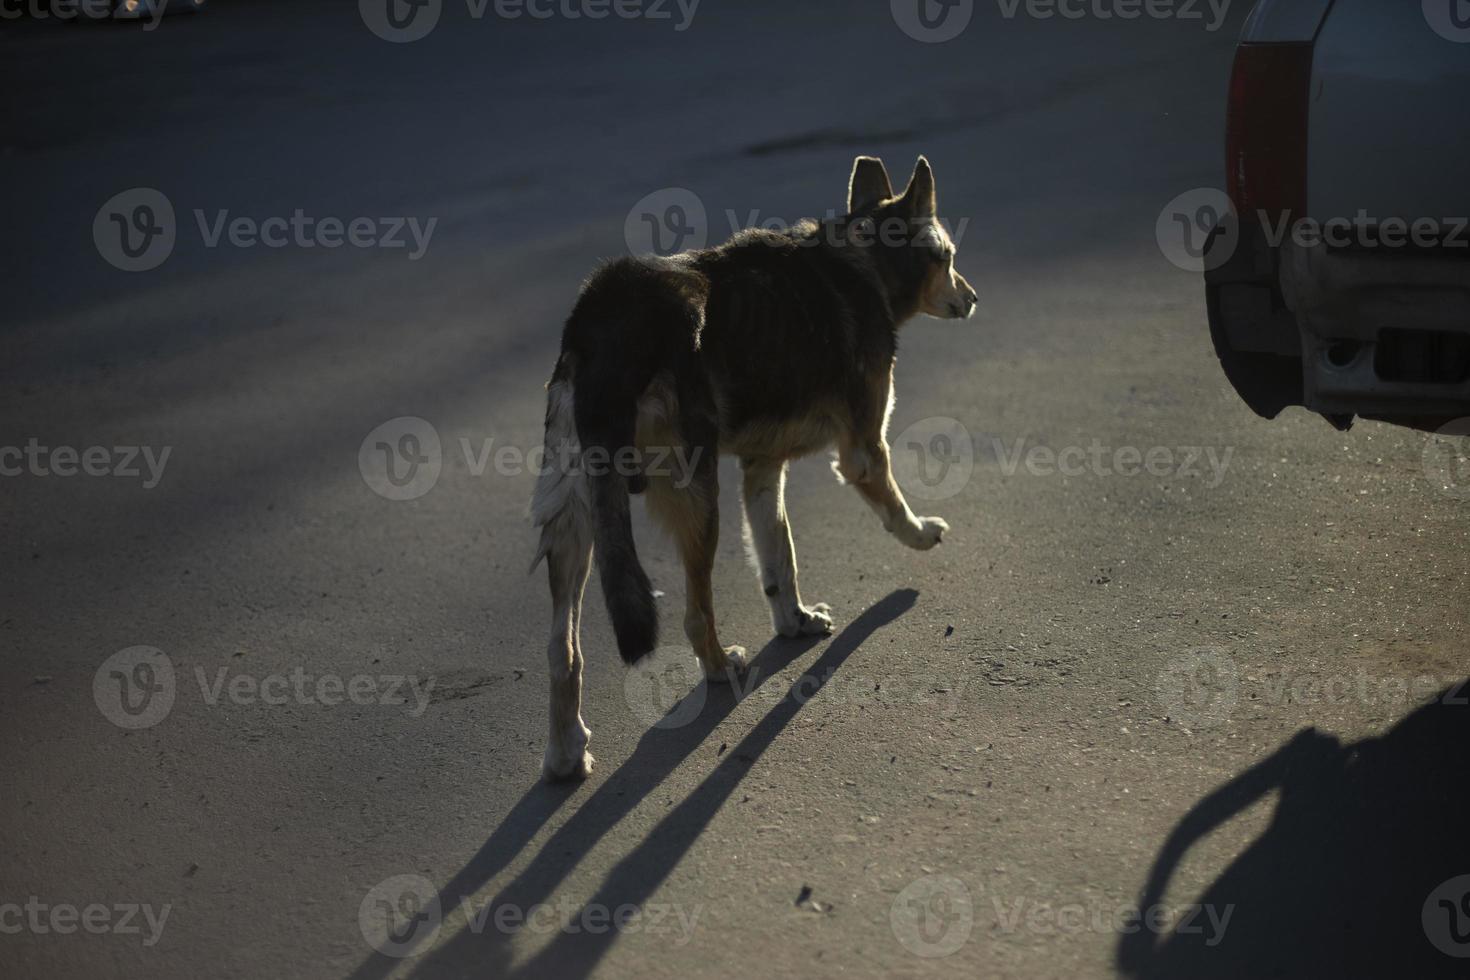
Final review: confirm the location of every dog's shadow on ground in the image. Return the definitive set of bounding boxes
[1116,680,1470,979]
[349,588,917,980]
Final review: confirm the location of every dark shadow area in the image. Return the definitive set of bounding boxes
[349,588,917,980]
[1117,682,1470,979]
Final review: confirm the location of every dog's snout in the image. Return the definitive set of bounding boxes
[957,279,978,318]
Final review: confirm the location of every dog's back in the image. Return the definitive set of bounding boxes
[529,156,975,780]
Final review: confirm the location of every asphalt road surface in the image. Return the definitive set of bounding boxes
[3,2,1469,978]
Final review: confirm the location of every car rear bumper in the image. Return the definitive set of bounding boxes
[1206,222,1470,429]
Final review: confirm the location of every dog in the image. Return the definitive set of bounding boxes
[529,155,976,780]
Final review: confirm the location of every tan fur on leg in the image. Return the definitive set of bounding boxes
[645,473,748,681]
[542,519,594,779]
[741,457,833,637]
[533,381,596,781]
[838,366,949,550]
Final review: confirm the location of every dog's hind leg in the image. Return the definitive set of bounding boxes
[541,517,593,780]
[531,381,595,781]
[740,457,833,637]
[645,465,748,683]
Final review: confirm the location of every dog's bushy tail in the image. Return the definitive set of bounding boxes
[529,362,655,665]
[554,256,710,665]
[587,446,659,665]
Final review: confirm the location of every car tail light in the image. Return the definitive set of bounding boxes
[1225,43,1312,227]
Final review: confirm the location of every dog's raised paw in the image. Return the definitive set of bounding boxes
[899,516,948,551]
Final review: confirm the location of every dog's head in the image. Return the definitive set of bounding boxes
[845,155,977,321]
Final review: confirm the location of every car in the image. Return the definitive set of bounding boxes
[1206,0,1470,432]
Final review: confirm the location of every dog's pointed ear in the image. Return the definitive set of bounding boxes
[899,156,937,218]
[848,156,894,213]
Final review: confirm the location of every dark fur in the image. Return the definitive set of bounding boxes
[554,163,961,663]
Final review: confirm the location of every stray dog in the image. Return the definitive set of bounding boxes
[530,155,976,780]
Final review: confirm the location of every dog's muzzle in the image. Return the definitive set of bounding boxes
[953,286,978,319]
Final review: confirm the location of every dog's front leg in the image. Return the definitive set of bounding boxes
[740,457,834,637]
[837,366,948,549]
[836,438,948,551]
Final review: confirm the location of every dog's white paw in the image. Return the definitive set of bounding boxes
[897,516,948,551]
[704,646,748,682]
[543,745,594,782]
[777,602,834,637]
